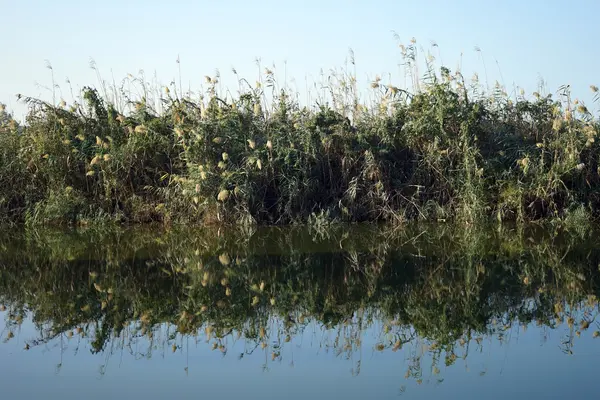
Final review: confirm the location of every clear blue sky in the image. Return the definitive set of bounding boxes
[1,0,599,119]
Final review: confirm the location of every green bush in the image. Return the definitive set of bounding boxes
[0,47,599,226]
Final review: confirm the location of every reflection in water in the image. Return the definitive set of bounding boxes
[1,224,599,397]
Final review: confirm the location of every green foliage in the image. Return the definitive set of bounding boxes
[1,46,599,226]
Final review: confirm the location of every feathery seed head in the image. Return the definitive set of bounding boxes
[553,118,563,131]
[219,253,230,266]
[217,189,230,202]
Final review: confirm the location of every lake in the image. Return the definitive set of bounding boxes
[1,224,599,399]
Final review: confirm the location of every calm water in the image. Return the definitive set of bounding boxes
[1,224,599,399]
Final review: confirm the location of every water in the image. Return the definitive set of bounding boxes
[1,224,599,399]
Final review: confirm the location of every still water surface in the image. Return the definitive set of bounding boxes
[1,224,599,399]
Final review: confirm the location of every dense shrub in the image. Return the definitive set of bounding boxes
[0,53,599,225]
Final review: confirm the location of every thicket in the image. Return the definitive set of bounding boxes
[1,44,599,225]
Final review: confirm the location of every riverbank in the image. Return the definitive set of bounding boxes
[1,58,599,226]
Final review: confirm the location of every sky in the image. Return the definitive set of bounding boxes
[1,0,599,120]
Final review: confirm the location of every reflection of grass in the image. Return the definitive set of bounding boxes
[0,224,600,381]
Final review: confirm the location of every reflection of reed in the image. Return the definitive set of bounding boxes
[1,224,599,382]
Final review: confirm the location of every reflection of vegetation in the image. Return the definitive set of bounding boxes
[1,224,600,381]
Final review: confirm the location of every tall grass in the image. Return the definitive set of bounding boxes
[1,42,599,226]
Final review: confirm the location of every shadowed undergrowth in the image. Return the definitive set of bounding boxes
[1,42,599,226]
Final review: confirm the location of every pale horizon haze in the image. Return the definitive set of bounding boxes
[1,0,599,120]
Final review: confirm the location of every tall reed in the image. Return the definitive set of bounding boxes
[0,42,598,226]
